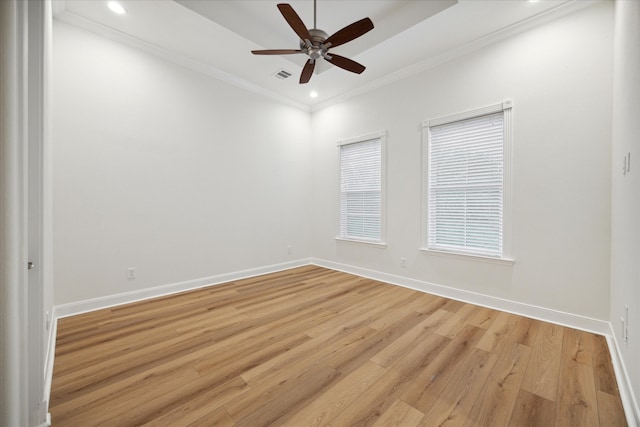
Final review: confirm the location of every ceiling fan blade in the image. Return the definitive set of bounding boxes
[251,49,304,55]
[300,59,315,84]
[324,18,374,49]
[277,3,311,42]
[325,54,366,74]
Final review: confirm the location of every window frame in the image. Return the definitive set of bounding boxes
[421,101,513,263]
[336,130,387,246]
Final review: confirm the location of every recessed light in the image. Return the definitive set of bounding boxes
[527,0,540,3]
[107,1,127,15]
[310,90,318,98]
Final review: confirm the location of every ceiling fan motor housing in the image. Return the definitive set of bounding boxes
[300,29,329,60]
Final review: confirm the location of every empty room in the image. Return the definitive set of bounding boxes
[1,0,639,426]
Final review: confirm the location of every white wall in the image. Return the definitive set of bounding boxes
[52,22,312,305]
[310,3,613,321]
[611,0,640,420]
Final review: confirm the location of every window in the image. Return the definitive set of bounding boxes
[338,131,386,244]
[423,101,512,260]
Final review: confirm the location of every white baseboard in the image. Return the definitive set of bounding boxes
[310,258,610,335]
[43,309,57,415]
[55,257,612,333]
[50,258,636,424]
[607,325,640,427]
[310,258,640,424]
[54,258,313,319]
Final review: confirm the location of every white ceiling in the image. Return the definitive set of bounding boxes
[53,0,592,110]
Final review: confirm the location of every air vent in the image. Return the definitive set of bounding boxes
[274,69,293,80]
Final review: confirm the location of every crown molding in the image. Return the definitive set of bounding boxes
[52,0,601,114]
[311,0,600,112]
[53,5,311,113]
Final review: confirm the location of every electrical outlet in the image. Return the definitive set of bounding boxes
[45,310,50,331]
[401,257,407,268]
[127,267,136,280]
[287,246,292,255]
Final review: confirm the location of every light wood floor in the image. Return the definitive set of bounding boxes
[50,266,627,426]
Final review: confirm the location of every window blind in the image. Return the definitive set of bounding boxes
[339,138,382,242]
[427,111,504,257]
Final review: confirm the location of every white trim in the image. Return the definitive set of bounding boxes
[311,1,598,113]
[607,324,640,426]
[0,0,29,422]
[424,100,512,128]
[34,413,51,427]
[335,237,387,248]
[43,310,56,418]
[336,131,387,245]
[420,248,514,265]
[310,258,610,335]
[53,0,596,114]
[26,1,51,425]
[422,100,513,260]
[54,259,312,318]
[337,130,386,147]
[53,9,310,113]
[502,104,514,259]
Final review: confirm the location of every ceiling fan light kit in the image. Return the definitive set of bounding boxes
[251,1,374,84]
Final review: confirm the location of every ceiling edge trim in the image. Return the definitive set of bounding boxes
[53,10,312,113]
[310,0,601,113]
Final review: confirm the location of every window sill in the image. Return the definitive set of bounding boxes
[335,237,387,248]
[420,248,514,265]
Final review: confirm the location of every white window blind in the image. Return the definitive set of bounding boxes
[427,111,505,257]
[339,138,382,242]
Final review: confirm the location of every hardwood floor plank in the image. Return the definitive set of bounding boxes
[417,348,498,426]
[49,267,626,426]
[186,405,235,427]
[303,286,407,338]
[435,303,481,338]
[367,294,442,331]
[239,324,375,386]
[284,360,388,426]
[465,342,531,426]
[441,299,466,313]
[476,311,519,354]
[138,376,247,427]
[328,332,451,426]
[193,331,311,379]
[467,306,500,329]
[370,309,451,368]
[53,365,201,426]
[52,329,219,406]
[520,322,564,401]
[327,310,433,375]
[371,400,424,427]
[554,357,599,427]
[400,325,486,411]
[224,364,342,426]
[596,390,627,427]
[508,316,540,348]
[509,389,557,426]
[563,328,593,366]
[592,334,620,395]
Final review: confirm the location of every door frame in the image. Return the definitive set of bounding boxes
[0,0,51,426]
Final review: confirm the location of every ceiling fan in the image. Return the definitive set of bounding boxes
[251,1,374,84]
